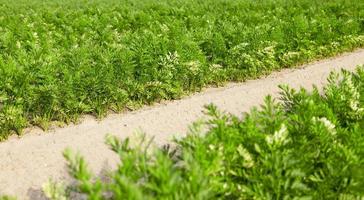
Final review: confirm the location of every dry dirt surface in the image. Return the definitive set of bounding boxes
[1,49,364,199]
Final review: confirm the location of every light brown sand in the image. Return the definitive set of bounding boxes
[1,49,364,199]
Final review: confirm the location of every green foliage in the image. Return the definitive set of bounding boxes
[42,180,68,200]
[0,196,16,200]
[0,0,363,139]
[56,67,364,199]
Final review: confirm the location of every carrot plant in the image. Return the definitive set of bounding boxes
[44,66,364,199]
[1,0,364,139]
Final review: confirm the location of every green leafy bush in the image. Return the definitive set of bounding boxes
[51,67,364,199]
[0,0,364,139]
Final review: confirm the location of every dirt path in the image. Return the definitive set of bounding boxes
[1,49,364,199]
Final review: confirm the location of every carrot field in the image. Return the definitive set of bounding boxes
[1,0,364,199]
[0,0,364,139]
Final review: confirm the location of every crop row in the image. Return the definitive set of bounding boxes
[1,0,364,139]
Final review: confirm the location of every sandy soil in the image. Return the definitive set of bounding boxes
[1,49,364,199]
